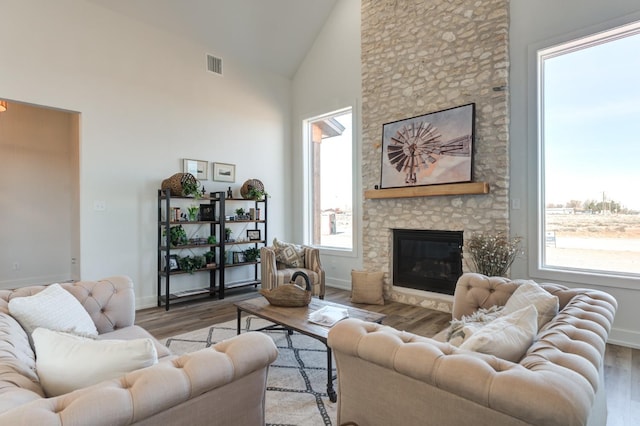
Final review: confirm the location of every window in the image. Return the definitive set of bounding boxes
[304,108,353,250]
[538,21,640,277]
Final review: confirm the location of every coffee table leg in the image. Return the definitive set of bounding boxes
[327,347,337,402]
[236,308,241,335]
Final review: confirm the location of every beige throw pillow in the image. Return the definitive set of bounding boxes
[8,283,98,337]
[273,238,305,268]
[351,270,385,305]
[459,304,538,362]
[33,328,158,397]
[502,280,559,330]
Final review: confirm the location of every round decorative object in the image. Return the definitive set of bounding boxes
[161,173,198,197]
[240,179,265,199]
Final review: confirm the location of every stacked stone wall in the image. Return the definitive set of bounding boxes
[361,0,510,311]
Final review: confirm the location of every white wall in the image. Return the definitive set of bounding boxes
[0,0,290,307]
[291,0,362,289]
[509,0,640,347]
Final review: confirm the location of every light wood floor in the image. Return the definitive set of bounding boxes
[136,287,639,426]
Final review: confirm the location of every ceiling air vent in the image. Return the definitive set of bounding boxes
[206,54,223,76]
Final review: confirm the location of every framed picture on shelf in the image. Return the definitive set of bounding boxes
[247,229,261,241]
[213,162,236,182]
[183,158,208,180]
[199,204,216,221]
[233,252,246,264]
[167,255,179,271]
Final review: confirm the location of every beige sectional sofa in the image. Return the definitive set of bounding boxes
[0,276,278,425]
[328,273,617,426]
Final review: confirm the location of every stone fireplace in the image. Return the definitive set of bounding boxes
[361,0,511,313]
[392,229,463,296]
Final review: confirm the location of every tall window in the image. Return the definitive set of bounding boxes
[538,21,640,277]
[304,108,353,250]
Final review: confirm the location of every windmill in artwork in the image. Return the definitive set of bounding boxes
[382,104,474,187]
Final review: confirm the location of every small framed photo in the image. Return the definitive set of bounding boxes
[233,252,246,264]
[167,255,179,271]
[213,162,236,182]
[183,159,208,180]
[247,229,261,241]
[199,204,216,221]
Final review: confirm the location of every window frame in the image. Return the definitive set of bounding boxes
[302,105,357,255]
[529,19,640,290]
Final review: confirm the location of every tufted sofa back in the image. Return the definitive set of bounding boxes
[0,275,135,334]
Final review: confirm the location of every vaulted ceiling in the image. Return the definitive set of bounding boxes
[86,0,340,78]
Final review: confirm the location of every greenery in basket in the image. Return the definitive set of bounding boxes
[177,255,205,274]
[243,247,261,262]
[465,232,523,277]
[247,187,269,201]
[182,179,201,199]
[164,225,188,247]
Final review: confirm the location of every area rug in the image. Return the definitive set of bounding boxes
[162,316,337,426]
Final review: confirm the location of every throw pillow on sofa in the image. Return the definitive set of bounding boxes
[502,280,559,330]
[8,283,98,337]
[459,304,538,362]
[32,327,158,397]
[273,238,305,268]
[351,270,385,305]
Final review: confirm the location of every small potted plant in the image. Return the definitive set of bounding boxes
[165,225,188,247]
[225,227,233,242]
[187,206,199,221]
[207,235,217,245]
[204,251,216,268]
[243,247,260,262]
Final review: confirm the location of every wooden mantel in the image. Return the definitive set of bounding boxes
[364,182,490,200]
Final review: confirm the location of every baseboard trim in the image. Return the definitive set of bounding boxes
[608,327,640,349]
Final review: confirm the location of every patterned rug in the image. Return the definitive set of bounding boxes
[162,316,337,426]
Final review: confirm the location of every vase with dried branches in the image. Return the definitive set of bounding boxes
[465,232,523,277]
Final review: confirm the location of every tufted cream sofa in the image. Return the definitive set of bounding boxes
[328,273,617,426]
[0,276,278,425]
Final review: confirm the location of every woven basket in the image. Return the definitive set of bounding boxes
[161,173,197,196]
[240,179,264,199]
[259,271,311,307]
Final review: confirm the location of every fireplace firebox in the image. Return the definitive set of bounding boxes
[392,229,463,296]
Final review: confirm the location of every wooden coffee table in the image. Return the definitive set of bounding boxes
[235,297,386,402]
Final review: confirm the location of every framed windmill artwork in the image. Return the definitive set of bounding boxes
[380,103,475,189]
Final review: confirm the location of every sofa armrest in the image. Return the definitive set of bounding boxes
[260,247,278,291]
[0,332,278,425]
[303,247,325,292]
[61,276,135,333]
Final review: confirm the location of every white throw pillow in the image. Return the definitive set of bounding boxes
[502,280,559,330]
[459,305,538,362]
[32,328,158,397]
[8,283,98,336]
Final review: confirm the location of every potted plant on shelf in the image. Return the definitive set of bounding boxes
[204,251,216,268]
[177,255,205,274]
[207,235,217,245]
[187,206,199,221]
[243,247,260,262]
[225,227,233,242]
[165,225,188,247]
